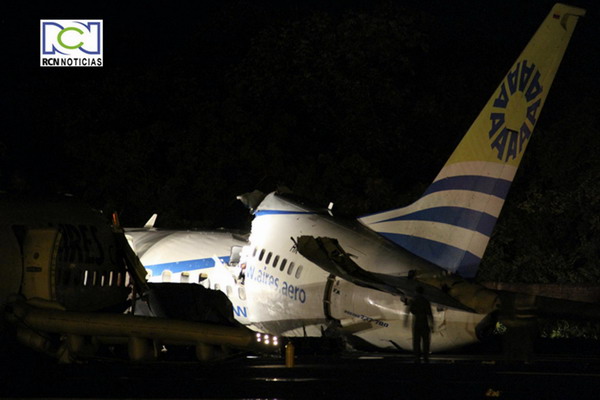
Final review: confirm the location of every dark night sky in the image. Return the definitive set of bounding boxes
[1,0,599,233]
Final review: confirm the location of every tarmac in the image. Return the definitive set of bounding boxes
[3,338,600,399]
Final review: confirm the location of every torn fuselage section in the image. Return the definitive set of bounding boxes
[297,235,502,318]
[296,235,495,351]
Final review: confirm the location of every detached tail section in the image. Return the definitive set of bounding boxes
[360,4,585,278]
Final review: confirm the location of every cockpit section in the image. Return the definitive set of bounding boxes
[1,196,132,314]
[1,196,275,362]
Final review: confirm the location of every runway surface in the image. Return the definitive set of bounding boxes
[3,338,600,399]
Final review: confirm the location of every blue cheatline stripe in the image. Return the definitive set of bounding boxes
[423,175,512,199]
[145,256,230,275]
[376,207,497,237]
[378,232,481,278]
[254,210,316,217]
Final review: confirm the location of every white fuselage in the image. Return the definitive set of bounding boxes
[126,195,487,351]
[212,193,487,352]
[125,229,247,284]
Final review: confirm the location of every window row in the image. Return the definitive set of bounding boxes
[148,269,201,284]
[251,247,304,279]
[204,280,247,301]
[57,267,130,288]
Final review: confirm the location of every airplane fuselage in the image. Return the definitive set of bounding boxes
[224,193,487,351]
[125,3,586,354]
[0,195,131,315]
[126,229,247,284]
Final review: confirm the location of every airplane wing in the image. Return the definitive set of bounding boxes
[297,236,600,324]
[296,235,474,312]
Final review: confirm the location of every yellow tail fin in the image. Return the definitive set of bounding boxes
[360,4,585,277]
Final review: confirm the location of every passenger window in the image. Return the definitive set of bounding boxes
[266,252,272,264]
[238,286,246,300]
[287,262,295,275]
[109,271,114,286]
[259,249,265,261]
[162,270,172,283]
[280,259,287,272]
[273,255,280,268]
[83,270,89,286]
[181,272,190,283]
[214,283,220,291]
[226,285,232,297]
[295,265,303,279]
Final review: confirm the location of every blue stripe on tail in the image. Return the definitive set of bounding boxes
[378,233,481,277]
[423,176,512,199]
[375,207,498,237]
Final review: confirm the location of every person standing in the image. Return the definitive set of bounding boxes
[409,286,434,363]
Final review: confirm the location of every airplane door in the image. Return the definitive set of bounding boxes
[322,274,337,321]
[21,228,62,302]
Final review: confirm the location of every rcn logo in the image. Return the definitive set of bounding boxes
[40,20,103,67]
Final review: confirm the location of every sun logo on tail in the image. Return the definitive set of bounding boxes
[488,60,543,162]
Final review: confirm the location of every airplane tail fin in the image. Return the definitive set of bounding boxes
[359,4,585,278]
[143,214,158,229]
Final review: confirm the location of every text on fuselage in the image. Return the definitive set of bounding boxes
[245,265,307,303]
